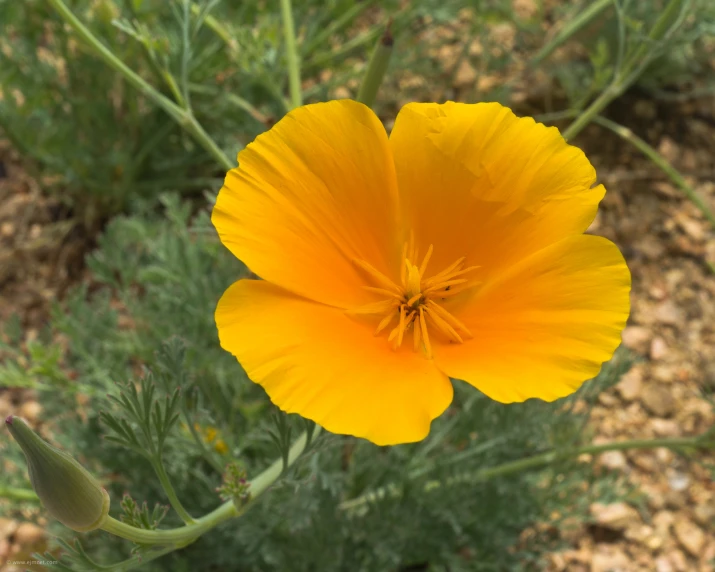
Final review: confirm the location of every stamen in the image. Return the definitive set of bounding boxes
[364,286,404,300]
[375,310,397,335]
[406,293,422,307]
[419,244,434,278]
[424,306,463,343]
[353,242,478,359]
[353,259,401,294]
[419,306,432,358]
[426,300,473,338]
[422,278,469,295]
[413,314,422,352]
[348,299,398,316]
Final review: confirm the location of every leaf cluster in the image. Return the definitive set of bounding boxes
[1,197,639,571]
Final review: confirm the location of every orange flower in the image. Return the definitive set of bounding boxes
[212,100,631,446]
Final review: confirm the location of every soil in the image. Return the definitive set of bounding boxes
[1,24,715,572]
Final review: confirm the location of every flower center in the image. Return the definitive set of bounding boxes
[351,238,478,359]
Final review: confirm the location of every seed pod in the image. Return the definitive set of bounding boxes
[5,416,110,532]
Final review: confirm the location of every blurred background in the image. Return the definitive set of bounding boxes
[0,0,714,570]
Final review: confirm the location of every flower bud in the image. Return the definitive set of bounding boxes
[5,415,110,532]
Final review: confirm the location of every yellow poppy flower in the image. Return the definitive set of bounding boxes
[212,100,631,446]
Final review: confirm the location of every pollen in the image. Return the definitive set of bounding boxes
[352,236,478,358]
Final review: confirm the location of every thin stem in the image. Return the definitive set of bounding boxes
[356,24,394,108]
[561,85,620,140]
[100,428,318,545]
[302,0,376,56]
[0,486,39,502]
[47,0,234,171]
[562,0,691,141]
[591,116,715,228]
[532,0,612,65]
[339,435,710,512]
[150,457,196,525]
[280,0,302,109]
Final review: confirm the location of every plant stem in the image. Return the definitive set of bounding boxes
[356,24,394,108]
[562,0,691,141]
[591,116,715,228]
[150,457,196,525]
[532,0,612,65]
[302,0,376,56]
[0,486,39,502]
[339,435,709,512]
[46,0,234,171]
[280,0,302,109]
[100,428,317,545]
[562,85,620,140]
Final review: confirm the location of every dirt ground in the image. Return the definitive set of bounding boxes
[1,42,715,572]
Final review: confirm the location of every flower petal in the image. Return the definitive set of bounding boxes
[216,280,453,445]
[433,235,631,403]
[213,100,401,309]
[389,101,605,283]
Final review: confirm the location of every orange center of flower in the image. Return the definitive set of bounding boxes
[352,240,478,359]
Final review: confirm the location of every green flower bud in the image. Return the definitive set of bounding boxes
[5,415,110,532]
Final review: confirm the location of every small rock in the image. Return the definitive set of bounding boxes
[332,86,351,99]
[616,367,643,401]
[673,518,705,557]
[658,137,679,162]
[663,490,686,509]
[692,503,715,527]
[599,450,627,471]
[621,326,651,352]
[654,301,682,325]
[650,337,669,360]
[651,418,679,436]
[655,556,674,572]
[453,60,476,87]
[590,502,641,531]
[668,549,688,572]
[18,401,42,423]
[591,549,629,572]
[13,521,45,545]
[0,518,18,539]
[641,384,675,417]
[667,471,690,492]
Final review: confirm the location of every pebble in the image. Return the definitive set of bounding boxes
[654,300,682,325]
[621,326,651,352]
[13,521,44,544]
[599,450,628,471]
[0,518,18,539]
[590,502,641,531]
[18,400,42,423]
[641,384,676,417]
[616,368,643,401]
[692,503,715,527]
[673,518,705,557]
[650,337,670,360]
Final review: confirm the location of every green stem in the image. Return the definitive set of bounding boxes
[540,109,715,229]
[100,428,317,545]
[339,435,709,512]
[591,116,715,228]
[0,486,39,502]
[46,0,234,171]
[532,0,612,65]
[280,0,302,109]
[561,84,620,140]
[150,457,196,525]
[356,24,394,109]
[562,0,690,141]
[302,0,377,56]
